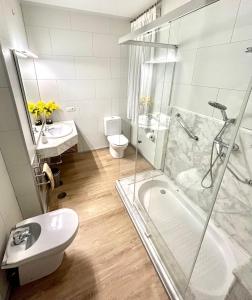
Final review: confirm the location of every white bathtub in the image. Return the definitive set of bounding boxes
[133,174,249,300]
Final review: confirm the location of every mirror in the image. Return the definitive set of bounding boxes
[12,49,41,144]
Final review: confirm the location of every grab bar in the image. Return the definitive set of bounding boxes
[175,113,199,141]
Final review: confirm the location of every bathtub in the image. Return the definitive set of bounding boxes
[118,172,249,300]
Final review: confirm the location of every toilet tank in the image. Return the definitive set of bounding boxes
[104,116,121,136]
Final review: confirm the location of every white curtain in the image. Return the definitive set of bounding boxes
[127,6,157,122]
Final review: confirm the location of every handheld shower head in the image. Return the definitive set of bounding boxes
[208,101,228,121]
[208,101,227,111]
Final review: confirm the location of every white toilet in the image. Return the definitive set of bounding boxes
[104,116,128,158]
[2,208,78,285]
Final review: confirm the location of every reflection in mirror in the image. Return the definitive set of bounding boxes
[12,49,41,144]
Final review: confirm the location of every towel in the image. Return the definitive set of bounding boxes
[43,163,55,190]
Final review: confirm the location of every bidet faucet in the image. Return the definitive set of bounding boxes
[13,228,31,245]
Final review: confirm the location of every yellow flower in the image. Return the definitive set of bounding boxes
[28,102,41,117]
[44,101,60,117]
[28,100,60,118]
[140,96,152,106]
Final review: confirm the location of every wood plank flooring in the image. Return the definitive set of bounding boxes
[11,147,169,300]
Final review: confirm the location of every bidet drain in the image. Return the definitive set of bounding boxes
[160,189,166,195]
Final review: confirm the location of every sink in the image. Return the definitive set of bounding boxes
[45,123,73,138]
[36,120,78,159]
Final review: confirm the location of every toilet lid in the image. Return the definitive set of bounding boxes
[108,134,128,146]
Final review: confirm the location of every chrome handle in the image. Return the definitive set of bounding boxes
[13,229,31,245]
[175,113,199,141]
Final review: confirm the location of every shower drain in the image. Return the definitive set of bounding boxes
[160,189,166,195]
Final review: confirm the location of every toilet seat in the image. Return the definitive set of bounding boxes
[2,208,79,268]
[107,134,128,146]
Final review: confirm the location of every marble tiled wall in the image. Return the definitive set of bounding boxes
[164,107,252,255]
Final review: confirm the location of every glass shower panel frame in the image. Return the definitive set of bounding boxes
[131,12,252,300]
[117,1,252,299]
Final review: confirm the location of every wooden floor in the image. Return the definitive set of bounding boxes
[11,147,169,300]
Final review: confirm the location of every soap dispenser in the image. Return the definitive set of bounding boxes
[41,132,48,144]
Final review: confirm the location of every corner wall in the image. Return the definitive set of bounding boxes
[21,3,130,151]
[0,0,42,219]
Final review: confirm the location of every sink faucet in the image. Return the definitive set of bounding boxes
[13,228,31,245]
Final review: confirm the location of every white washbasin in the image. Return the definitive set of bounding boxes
[45,123,73,138]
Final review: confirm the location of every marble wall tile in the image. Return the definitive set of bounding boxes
[164,107,252,255]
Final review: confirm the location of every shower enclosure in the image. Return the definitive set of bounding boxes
[116,0,252,299]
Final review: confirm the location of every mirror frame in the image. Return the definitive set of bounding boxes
[12,49,38,145]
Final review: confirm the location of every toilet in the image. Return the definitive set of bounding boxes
[104,116,128,158]
[2,208,78,285]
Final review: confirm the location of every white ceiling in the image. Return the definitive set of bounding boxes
[22,0,157,18]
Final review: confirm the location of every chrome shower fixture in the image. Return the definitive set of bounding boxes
[208,101,229,121]
[201,101,251,188]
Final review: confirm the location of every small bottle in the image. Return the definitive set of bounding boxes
[41,132,48,144]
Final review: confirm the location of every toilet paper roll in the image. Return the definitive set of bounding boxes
[43,163,55,190]
[146,132,155,141]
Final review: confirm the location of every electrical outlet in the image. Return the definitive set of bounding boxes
[65,106,76,112]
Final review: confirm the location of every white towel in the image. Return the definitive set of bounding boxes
[43,163,55,190]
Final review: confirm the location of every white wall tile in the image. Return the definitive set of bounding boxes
[38,80,59,101]
[95,79,111,99]
[110,58,120,78]
[120,45,129,58]
[232,0,252,42]
[23,80,40,101]
[0,152,22,231]
[0,130,28,167]
[2,0,28,49]
[76,100,110,150]
[93,34,120,58]
[108,18,130,36]
[22,3,71,29]
[0,88,19,131]
[75,57,110,79]
[0,57,8,87]
[26,26,52,55]
[192,41,252,90]
[111,98,128,119]
[120,58,129,78]
[171,84,218,116]
[119,78,128,99]
[162,0,189,15]
[70,11,109,34]
[216,89,252,130]
[174,48,197,84]
[179,0,240,49]
[35,56,75,80]
[58,79,95,101]
[53,101,80,122]
[169,19,181,45]
[111,78,123,99]
[50,29,93,56]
